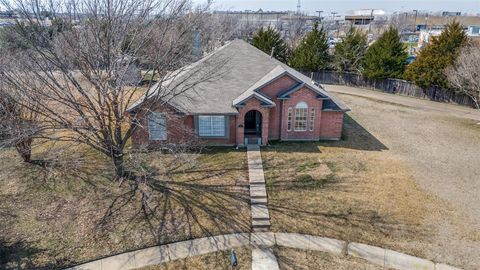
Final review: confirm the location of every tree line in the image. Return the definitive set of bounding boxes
[251,21,480,109]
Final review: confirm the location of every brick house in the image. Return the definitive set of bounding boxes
[127,40,350,146]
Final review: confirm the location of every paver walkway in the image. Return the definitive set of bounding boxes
[246,145,280,270]
[247,144,271,231]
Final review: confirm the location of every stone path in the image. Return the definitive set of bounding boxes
[246,144,271,232]
[246,145,280,270]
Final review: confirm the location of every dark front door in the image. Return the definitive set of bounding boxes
[244,110,262,144]
[244,110,257,133]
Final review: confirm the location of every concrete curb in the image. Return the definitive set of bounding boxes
[66,233,250,270]
[275,233,346,255]
[347,241,458,270]
[64,233,464,270]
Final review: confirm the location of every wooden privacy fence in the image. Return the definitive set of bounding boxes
[305,71,476,108]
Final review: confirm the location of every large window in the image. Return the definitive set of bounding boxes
[148,112,167,141]
[294,102,308,131]
[198,115,225,137]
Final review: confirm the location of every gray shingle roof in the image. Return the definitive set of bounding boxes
[128,39,349,114]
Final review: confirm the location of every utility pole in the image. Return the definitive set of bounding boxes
[316,10,323,22]
[368,9,374,34]
[296,0,301,15]
[331,12,339,38]
[331,11,338,23]
[413,9,418,33]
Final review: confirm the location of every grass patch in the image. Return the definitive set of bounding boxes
[137,246,251,270]
[275,247,384,270]
[262,139,450,261]
[0,146,249,270]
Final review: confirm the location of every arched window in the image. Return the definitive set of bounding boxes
[294,102,308,131]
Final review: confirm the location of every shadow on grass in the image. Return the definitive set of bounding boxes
[1,147,251,270]
[264,170,429,248]
[0,238,47,270]
[267,114,388,153]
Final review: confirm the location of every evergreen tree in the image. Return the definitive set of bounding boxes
[334,27,368,73]
[405,21,468,89]
[251,26,289,62]
[289,22,330,71]
[362,27,408,80]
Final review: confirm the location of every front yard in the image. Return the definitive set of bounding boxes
[263,110,480,269]
[0,147,249,269]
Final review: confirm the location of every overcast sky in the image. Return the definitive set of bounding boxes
[206,0,480,14]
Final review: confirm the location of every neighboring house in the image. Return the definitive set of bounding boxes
[127,39,349,146]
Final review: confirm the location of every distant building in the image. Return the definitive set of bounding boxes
[441,11,462,17]
[468,25,480,36]
[213,10,290,28]
[344,15,374,25]
[343,9,389,26]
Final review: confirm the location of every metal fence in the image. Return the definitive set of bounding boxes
[305,71,476,108]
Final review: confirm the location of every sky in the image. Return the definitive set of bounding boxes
[205,0,480,15]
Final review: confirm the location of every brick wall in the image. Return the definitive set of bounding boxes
[319,112,344,139]
[236,98,270,145]
[280,87,324,141]
[131,102,237,146]
[259,75,297,140]
[131,103,196,147]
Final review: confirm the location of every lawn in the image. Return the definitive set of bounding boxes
[137,246,251,270]
[275,247,385,270]
[0,146,249,269]
[262,113,479,269]
[137,246,385,270]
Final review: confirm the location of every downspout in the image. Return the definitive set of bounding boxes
[234,114,238,146]
[279,99,283,140]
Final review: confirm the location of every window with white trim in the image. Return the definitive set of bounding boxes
[287,107,293,131]
[148,112,167,141]
[294,102,308,131]
[198,115,225,137]
[309,107,316,131]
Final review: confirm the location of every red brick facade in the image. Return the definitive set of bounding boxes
[131,74,345,146]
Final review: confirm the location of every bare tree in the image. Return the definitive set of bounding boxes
[0,79,42,162]
[445,44,480,109]
[0,0,225,178]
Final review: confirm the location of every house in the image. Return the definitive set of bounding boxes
[127,39,349,146]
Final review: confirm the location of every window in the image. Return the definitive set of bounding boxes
[148,112,167,141]
[198,115,225,137]
[287,107,293,131]
[294,102,308,131]
[309,108,316,131]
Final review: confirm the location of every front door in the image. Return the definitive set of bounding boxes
[244,110,262,145]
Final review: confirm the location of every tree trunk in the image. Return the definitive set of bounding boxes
[15,138,32,163]
[112,148,125,179]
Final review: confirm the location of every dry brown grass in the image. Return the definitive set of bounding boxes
[262,114,477,269]
[275,247,386,270]
[137,246,251,270]
[0,146,249,270]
